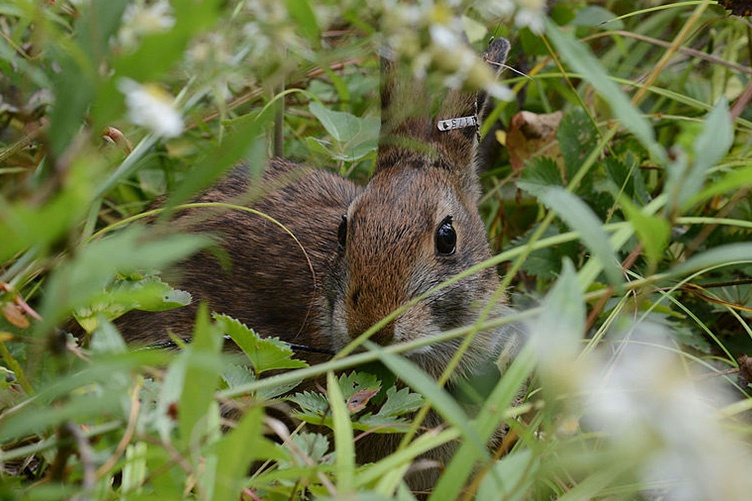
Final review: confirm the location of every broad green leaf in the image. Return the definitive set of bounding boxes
[571,5,624,30]
[531,259,585,364]
[39,228,208,332]
[75,275,192,332]
[210,406,265,501]
[619,197,670,267]
[328,371,355,494]
[534,186,623,286]
[666,98,733,212]
[690,165,752,207]
[178,304,224,448]
[309,102,379,147]
[545,20,666,165]
[477,449,538,501]
[214,314,307,374]
[284,0,319,43]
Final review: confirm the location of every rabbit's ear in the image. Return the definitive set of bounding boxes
[375,37,510,179]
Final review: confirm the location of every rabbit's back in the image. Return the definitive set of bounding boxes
[117,159,360,362]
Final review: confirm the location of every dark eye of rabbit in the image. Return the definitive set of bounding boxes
[337,215,348,248]
[435,216,456,255]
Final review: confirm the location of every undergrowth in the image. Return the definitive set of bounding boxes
[2,0,752,499]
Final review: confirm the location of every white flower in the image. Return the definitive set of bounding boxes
[118,0,176,50]
[514,0,546,34]
[118,78,183,138]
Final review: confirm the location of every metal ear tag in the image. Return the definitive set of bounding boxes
[437,115,478,131]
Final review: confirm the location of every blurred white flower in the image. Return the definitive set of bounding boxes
[118,0,176,50]
[118,78,183,138]
[584,323,752,500]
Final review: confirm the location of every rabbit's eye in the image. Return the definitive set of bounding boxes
[435,216,456,255]
[337,215,348,248]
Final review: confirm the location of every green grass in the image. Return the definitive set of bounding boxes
[2,0,752,499]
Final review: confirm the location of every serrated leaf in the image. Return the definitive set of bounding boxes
[75,275,192,332]
[517,156,564,197]
[221,364,255,389]
[214,314,307,374]
[367,343,490,461]
[557,110,598,187]
[288,390,331,418]
[538,187,623,286]
[374,386,424,418]
[337,371,381,401]
[278,433,330,468]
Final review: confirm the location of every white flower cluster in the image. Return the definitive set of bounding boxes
[117,0,176,51]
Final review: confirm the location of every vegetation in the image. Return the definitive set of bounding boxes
[2,0,752,498]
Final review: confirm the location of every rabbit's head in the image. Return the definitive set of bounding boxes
[325,38,516,380]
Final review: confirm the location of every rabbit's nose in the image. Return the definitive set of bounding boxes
[347,319,395,346]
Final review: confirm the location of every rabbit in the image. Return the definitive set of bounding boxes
[115,36,520,491]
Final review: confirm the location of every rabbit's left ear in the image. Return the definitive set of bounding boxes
[375,37,511,177]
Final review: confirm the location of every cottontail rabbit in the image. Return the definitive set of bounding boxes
[117,37,518,490]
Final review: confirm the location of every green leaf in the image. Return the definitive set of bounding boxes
[75,275,192,332]
[178,304,224,448]
[121,442,148,495]
[210,406,265,501]
[40,227,209,330]
[366,343,490,461]
[517,156,564,197]
[531,259,585,364]
[666,97,733,212]
[557,110,598,188]
[284,0,320,43]
[375,386,424,418]
[545,20,666,165]
[288,390,331,419]
[619,197,670,267]
[690,165,752,207]
[535,186,623,286]
[571,5,624,30]
[477,449,538,501]
[309,102,379,156]
[214,314,307,374]
[671,243,752,278]
[337,371,381,401]
[328,371,356,494]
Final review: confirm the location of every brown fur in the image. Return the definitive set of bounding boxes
[116,38,519,491]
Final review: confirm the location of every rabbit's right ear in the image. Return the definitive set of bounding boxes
[375,37,510,184]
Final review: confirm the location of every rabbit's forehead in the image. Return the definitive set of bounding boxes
[349,169,463,231]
